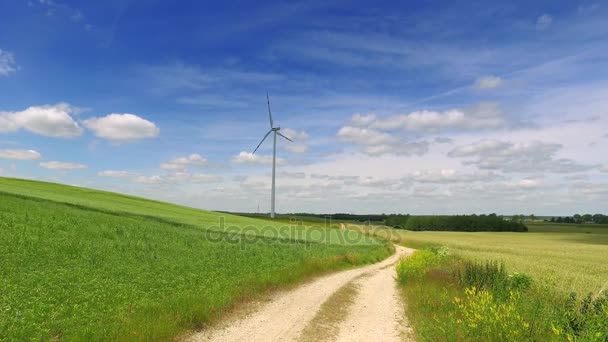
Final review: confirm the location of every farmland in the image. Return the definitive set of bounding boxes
[347,222,608,341]
[0,177,390,341]
[353,222,608,294]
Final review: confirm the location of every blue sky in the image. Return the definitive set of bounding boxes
[1,0,607,215]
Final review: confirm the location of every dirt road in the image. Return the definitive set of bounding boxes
[186,246,414,342]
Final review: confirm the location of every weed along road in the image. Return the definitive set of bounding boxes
[187,246,415,342]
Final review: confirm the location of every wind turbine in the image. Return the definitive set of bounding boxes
[252,93,293,218]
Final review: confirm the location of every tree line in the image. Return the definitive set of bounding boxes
[385,214,528,232]
[549,214,608,224]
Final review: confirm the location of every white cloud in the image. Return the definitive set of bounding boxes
[0,149,41,160]
[350,113,377,126]
[337,126,429,156]
[337,126,396,145]
[232,151,283,165]
[83,113,159,142]
[188,173,222,183]
[279,171,306,179]
[536,14,553,29]
[0,103,83,137]
[361,141,430,156]
[281,128,308,141]
[40,161,87,170]
[0,49,17,76]
[281,128,310,154]
[285,144,309,154]
[448,139,594,173]
[98,170,135,178]
[98,169,220,184]
[132,175,164,184]
[365,103,506,131]
[473,75,503,90]
[160,153,207,172]
[407,169,504,183]
[600,165,608,173]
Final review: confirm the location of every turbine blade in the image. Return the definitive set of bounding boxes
[276,131,293,142]
[253,130,272,154]
[266,92,274,128]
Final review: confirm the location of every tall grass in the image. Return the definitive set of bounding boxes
[396,248,608,341]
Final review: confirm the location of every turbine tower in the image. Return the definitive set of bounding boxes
[252,93,293,218]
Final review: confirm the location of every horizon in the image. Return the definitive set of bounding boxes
[1,1,607,215]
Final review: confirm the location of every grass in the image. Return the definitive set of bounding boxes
[0,177,376,245]
[396,249,608,342]
[352,223,608,294]
[0,177,391,341]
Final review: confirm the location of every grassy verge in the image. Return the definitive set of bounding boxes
[0,179,391,341]
[396,248,608,341]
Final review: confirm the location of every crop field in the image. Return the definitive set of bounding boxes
[0,177,373,245]
[352,222,608,294]
[0,177,390,341]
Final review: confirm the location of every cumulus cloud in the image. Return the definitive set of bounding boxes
[343,103,506,137]
[337,126,429,156]
[375,103,505,131]
[0,149,41,160]
[473,75,503,90]
[40,161,87,170]
[337,126,396,145]
[536,14,553,29]
[448,139,594,173]
[0,103,83,137]
[160,153,207,172]
[0,49,17,76]
[83,113,159,142]
[232,151,284,165]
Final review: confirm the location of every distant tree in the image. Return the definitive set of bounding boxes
[573,214,582,224]
[529,214,536,221]
[582,214,593,222]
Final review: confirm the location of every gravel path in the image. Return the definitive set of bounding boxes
[186,246,414,342]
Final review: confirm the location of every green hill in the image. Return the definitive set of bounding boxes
[0,177,390,341]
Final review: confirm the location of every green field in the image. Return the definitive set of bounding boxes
[353,222,608,294]
[0,177,390,341]
[383,223,608,341]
